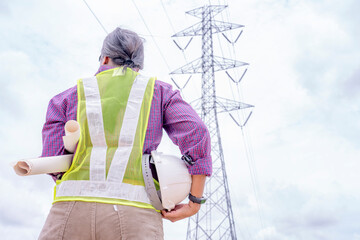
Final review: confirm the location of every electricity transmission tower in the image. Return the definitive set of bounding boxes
[170,5,254,240]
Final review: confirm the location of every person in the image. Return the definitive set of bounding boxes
[38,27,212,240]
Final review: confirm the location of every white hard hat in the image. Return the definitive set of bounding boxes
[142,151,192,211]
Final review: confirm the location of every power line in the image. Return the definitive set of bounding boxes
[214,2,266,237]
[160,0,177,33]
[159,0,190,63]
[158,0,201,101]
[82,0,108,34]
[82,0,172,72]
[130,0,172,71]
[205,2,265,238]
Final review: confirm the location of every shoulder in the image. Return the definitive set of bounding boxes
[154,79,173,90]
[48,85,77,109]
[154,80,179,99]
[52,85,77,100]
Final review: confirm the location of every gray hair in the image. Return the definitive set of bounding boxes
[100,27,144,69]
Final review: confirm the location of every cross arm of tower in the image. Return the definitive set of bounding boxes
[170,58,203,74]
[188,97,253,114]
[171,22,203,37]
[170,56,248,74]
[213,56,249,71]
[211,20,244,34]
[216,97,254,113]
[172,20,243,37]
[185,5,228,18]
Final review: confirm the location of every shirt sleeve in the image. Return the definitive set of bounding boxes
[41,93,69,181]
[161,82,212,176]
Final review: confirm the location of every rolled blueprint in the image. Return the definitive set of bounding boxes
[12,120,79,176]
[62,120,80,153]
[13,154,73,176]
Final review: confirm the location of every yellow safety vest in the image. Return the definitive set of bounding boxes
[54,67,156,210]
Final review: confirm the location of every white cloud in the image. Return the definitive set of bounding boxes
[0,171,53,239]
[255,226,287,240]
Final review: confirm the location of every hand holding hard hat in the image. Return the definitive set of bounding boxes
[161,174,206,222]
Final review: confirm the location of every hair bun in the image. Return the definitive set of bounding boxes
[124,59,134,65]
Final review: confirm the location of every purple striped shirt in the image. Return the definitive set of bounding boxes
[41,66,212,180]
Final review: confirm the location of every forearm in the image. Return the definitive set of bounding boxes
[188,174,206,211]
[190,174,206,198]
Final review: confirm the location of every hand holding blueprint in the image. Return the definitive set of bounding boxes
[12,120,80,176]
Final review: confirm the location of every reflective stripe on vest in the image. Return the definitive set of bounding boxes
[83,76,107,182]
[55,68,155,205]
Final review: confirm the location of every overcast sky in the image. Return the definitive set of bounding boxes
[1,0,360,239]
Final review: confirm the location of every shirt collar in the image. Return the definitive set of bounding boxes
[95,65,116,75]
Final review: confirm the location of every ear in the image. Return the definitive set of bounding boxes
[101,56,110,65]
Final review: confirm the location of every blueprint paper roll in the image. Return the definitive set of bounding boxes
[13,154,73,176]
[63,120,80,153]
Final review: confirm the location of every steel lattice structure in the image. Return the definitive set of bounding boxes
[170,5,254,240]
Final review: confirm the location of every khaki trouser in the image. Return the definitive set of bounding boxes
[39,201,164,240]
